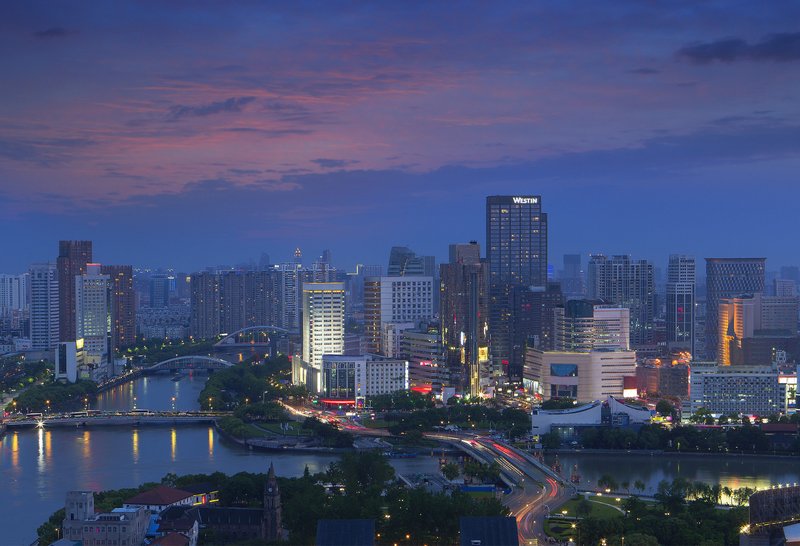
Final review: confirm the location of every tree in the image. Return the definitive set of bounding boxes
[441,462,460,481]
[576,497,592,518]
[634,479,646,494]
[541,431,561,449]
[655,399,674,418]
[598,474,619,492]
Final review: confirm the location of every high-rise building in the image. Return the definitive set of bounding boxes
[0,273,28,316]
[705,258,766,361]
[296,282,345,392]
[189,272,221,339]
[775,278,798,298]
[189,270,280,339]
[553,301,630,353]
[511,282,563,355]
[587,254,655,348]
[363,276,434,354]
[486,195,548,380]
[149,275,171,308]
[401,324,448,390]
[29,262,59,350]
[666,255,695,354]
[561,254,584,299]
[278,262,302,332]
[76,264,112,378]
[101,265,135,349]
[387,246,436,277]
[57,240,92,341]
[718,293,799,366]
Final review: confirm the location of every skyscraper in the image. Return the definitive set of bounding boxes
[363,276,435,355]
[666,255,695,354]
[486,195,548,379]
[0,273,27,317]
[189,272,220,339]
[387,246,436,277]
[101,265,135,349]
[75,264,112,378]
[29,262,59,350]
[561,254,584,299]
[705,258,766,361]
[296,282,345,392]
[57,240,92,342]
[149,275,171,308]
[587,254,655,348]
[440,241,489,395]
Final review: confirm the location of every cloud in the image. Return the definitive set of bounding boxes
[310,158,360,169]
[167,96,256,121]
[678,32,800,63]
[33,27,73,39]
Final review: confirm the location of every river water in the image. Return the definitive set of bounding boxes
[2,374,798,545]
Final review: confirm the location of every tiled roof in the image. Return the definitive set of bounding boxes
[125,485,193,506]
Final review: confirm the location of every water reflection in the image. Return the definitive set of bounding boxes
[208,427,214,458]
[171,428,177,461]
[132,428,139,462]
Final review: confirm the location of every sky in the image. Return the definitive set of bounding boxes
[1,1,799,273]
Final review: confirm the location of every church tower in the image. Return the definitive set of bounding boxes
[263,462,282,541]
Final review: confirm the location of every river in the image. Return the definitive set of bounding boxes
[2,374,798,545]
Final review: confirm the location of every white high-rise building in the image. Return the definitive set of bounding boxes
[294,282,345,392]
[0,273,28,316]
[75,264,112,378]
[29,263,59,350]
[363,276,434,354]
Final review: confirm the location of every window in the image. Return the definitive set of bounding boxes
[550,364,578,377]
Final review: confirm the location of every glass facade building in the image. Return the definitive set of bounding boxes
[486,195,547,379]
[666,254,695,354]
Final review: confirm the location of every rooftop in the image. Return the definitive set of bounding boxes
[124,485,193,506]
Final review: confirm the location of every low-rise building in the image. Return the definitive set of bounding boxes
[531,396,651,437]
[60,491,150,546]
[123,485,194,514]
[320,354,409,406]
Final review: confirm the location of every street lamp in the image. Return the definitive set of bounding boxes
[45,400,50,414]
[208,397,213,411]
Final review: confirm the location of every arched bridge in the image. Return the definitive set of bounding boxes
[145,355,234,373]
[214,325,292,348]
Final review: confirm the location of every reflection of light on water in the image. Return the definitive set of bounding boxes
[132,429,139,462]
[171,428,177,461]
[83,430,91,459]
[208,427,214,458]
[37,428,45,472]
[10,432,18,468]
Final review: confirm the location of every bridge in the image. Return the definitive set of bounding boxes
[145,355,234,373]
[4,411,233,429]
[214,326,292,348]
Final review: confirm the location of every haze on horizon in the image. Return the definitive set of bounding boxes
[1,1,800,272]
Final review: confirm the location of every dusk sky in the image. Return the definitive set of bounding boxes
[1,1,799,273]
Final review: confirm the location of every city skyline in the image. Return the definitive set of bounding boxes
[2,2,800,271]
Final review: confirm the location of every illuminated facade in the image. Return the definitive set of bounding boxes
[299,282,345,392]
[705,258,766,361]
[686,363,789,416]
[321,354,409,403]
[75,264,112,378]
[486,195,548,380]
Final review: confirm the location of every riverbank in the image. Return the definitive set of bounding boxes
[550,447,800,460]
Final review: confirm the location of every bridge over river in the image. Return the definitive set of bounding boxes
[4,410,233,429]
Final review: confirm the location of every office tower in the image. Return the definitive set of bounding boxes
[587,254,655,348]
[101,265,135,349]
[401,324,448,390]
[387,246,435,277]
[75,264,112,377]
[189,272,220,339]
[511,282,564,357]
[718,293,799,366]
[486,195,548,380]
[561,254,585,299]
[57,240,92,341]
[278,262,302,331]
[0,274,27,316]
[150,275,171,308]
[440,242,489,395]
[296,282,345,392]
[363,276,434,354]
[29,263,59,349]
[705,258,766,361]
[666,255,695,354]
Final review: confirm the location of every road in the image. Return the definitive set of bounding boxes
[470,437,573,545]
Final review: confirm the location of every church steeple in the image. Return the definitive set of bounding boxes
[263,462,282,541]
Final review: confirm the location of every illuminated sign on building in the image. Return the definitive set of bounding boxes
[512,196,539,204]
